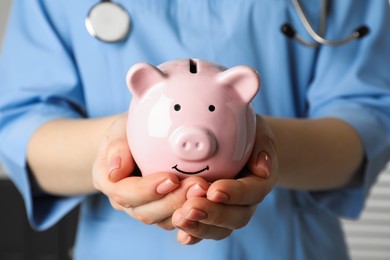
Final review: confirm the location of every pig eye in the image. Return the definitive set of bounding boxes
[208,105,215,112]
[174,104,181,111]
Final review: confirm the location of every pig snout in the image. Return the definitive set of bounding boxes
[170,126,217,161]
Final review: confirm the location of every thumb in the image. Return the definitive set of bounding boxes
[107,152,135,182]
[105,114,135,182]
[247,115,278,179]
[248,151,271,179]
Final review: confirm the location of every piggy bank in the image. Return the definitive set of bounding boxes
[126,59,260,182]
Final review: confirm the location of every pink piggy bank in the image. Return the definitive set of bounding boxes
[126,59,260,182]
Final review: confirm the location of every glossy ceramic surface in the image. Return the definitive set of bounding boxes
[126,59,260,181]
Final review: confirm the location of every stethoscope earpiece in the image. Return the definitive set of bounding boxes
[280,24,296,38]
[354,26,369,39]
[85,0,131,43]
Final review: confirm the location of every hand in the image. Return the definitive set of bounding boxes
[92,113,209,229]
[172,115,278,245]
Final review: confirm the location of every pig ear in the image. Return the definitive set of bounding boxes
[217,66,260,103]
[126,63,166,100]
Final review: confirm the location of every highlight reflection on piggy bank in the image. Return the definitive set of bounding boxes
[126,59,260,182]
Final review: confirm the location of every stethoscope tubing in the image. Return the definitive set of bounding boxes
[281,0,370,47]
[292,0,367,46]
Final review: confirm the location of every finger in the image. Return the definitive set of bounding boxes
[177,230,202,245]
[105,115,135,182]
[186,183,209,198]
[247,150,275,180]
[106,145,135,182]
[124,176,208,224]
[175,197,256,230]
[104,172,180,208]
[249,152,271,178]
[206,174,272,206]
[247,115,278,179]
[108,197,122,211]
[173,209,232,240]
[92,114,135,186]
[155,217,175,231]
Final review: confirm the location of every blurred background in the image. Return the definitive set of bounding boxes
[0,1,389,259]
[0,1,78,260]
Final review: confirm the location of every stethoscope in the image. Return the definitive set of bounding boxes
[85,0,371,47]
[85,0,130,43]
[280,0,369,47]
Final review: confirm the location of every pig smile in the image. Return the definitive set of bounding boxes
[172,165,209,175]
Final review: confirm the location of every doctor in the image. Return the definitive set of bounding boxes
[0,1,389,259]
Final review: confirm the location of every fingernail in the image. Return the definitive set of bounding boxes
[157,178,179,194]
[209,190,229,203]
[178,231,192,245]
[179,219,198,230]
[182,235,192,245]
[256,152,271,178]
[108,156,121,180]
[184,208,207,221]
[173,212,198,230]
[187,184,208,198]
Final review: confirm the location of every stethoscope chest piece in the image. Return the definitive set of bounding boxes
[85,1,130,43]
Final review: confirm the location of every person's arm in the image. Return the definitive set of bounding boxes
[27,111,363,197]
[27,115,121,196]
[265,116,364,190]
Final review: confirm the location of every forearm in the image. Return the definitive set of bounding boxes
[27,115,121,196]
[264,116,364,190]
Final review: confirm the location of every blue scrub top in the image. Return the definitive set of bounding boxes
[1,0,390,259]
